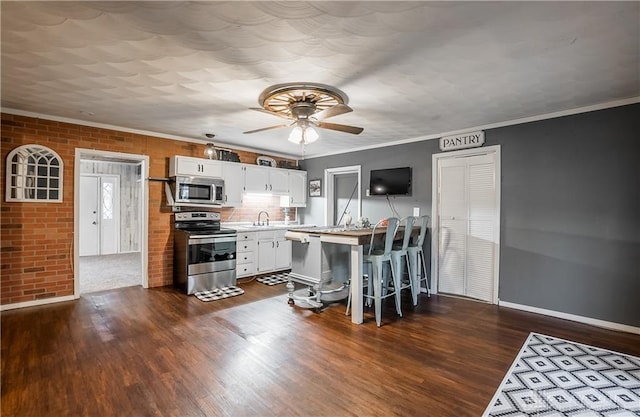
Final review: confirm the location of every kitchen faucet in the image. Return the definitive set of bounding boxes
[256,210,270,226]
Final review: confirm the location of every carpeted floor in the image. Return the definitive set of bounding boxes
[79,252,142,294]
[483,332,640,416]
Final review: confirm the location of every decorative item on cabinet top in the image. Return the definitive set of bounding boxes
[218,149,240,162]
[256,156,276,167]
[278,160,301,170]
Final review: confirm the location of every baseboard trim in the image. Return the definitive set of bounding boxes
[0,295,77,311]
[498,301,640,335]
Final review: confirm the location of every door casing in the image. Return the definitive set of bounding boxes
[431,145,501,304]
[74,149,149,297]
[324,165,361,227]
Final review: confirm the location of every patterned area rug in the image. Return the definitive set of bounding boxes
[256,273,289,286]
[193,286,244,302]
[483,332,640,416]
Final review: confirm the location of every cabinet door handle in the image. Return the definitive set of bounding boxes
[269,184,273,191]
[272,242,275,248]
[276,241,279,248]
[265,184,268,191]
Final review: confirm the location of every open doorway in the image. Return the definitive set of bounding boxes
[74,149,149,295]
[324,165,362,226]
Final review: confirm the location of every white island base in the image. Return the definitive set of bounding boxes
[285,232,349,310]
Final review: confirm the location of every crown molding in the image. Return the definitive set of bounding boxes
[0,108,300,160]
[305,96,640,159]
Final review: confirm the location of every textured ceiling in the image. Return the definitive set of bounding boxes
[1,1,638,159]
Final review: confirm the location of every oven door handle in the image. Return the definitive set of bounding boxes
[188,236,237,245]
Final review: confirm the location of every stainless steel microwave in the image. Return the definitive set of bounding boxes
[171,176,225,206]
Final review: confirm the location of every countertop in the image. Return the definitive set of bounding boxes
[286,225,410,245]
[224,223,316,232]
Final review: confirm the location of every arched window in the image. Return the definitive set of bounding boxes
[5,145,63,202]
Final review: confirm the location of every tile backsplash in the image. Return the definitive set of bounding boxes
[220,194,296,223]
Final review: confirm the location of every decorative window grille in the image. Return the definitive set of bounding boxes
[102,182,113,219]
[5,145,63,202]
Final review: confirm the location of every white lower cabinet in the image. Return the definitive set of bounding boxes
[256,230,291,274]
[236,232,256,278]
[275,231,292,270]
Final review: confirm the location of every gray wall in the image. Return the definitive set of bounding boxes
[299,103,639,327]
[301,139,440,226]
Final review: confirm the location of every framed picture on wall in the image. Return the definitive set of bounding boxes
[309,179,322,197]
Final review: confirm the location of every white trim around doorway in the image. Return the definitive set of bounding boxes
[324,165,362,227]
[430,145,501,303]
[73,149,150,297]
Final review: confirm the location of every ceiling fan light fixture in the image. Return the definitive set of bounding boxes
[303,126,319,144]
[244,82,362,147]
[288,126,303,144]
[288,126,319,144]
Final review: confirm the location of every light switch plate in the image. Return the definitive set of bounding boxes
[413,207,420,216]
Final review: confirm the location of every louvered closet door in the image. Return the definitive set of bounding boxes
[438,162,467,295]
[437,153,497,302]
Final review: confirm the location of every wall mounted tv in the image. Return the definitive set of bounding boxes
[369,167,412,196]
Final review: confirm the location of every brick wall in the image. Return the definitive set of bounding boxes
[0,113,298,306]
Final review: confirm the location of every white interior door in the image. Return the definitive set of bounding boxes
[434,147,500,303]
[99,175,119,255]
[80,174,120,256]
[79,176,99,256]
[438,163,467,295]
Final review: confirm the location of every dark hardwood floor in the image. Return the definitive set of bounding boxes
[2,280,639,417]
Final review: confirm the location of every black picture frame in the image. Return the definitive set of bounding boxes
[309,179,322,197]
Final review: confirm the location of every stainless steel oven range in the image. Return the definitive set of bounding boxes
[173,212,237,294]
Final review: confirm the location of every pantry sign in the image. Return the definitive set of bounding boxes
[439,131,485,151]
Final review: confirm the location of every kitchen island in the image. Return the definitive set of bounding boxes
[286,226,393,324]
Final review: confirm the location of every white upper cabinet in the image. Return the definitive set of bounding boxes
[169,156,306,206]
[221,162,243,206]
[243,165,289,195]
[244,165,270,193]
[288,170,307,207]
[169,156,222,178]
[269,169,289,194]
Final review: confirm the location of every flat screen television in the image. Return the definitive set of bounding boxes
[369,167,412,196]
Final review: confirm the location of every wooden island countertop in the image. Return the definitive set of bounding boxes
[286,225,406,246]
[285,226,389,246]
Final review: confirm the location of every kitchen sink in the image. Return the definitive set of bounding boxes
[239,224,294,230]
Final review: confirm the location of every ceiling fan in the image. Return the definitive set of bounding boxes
[243,83,364,143]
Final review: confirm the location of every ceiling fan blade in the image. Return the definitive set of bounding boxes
[249,107,291,120]
[313,104,353,121]
[243,124,290,134]
[316,121,364,135]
